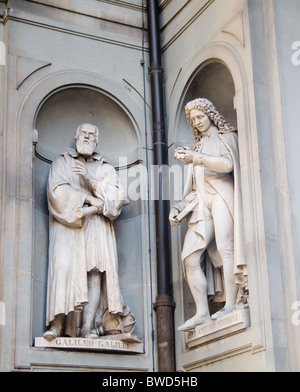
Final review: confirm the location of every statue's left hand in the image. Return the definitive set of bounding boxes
[169,207,180,226]
[85,195,104,214]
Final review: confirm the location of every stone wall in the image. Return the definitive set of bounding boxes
[162,0,300,371]
[0,0,156,372]
[1,0,300,372]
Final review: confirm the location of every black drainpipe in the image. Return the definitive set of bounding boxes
[147,0,175,372]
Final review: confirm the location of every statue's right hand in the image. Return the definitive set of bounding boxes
[85,195,104,214]
[169,207,180,226]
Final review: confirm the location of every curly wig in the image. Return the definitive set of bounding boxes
[185,98,235,142]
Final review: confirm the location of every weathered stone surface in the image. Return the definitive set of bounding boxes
[186,308,250,349]
[35,333,143,354]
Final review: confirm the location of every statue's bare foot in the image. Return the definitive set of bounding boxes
[177,315,211,332]
[81,329,99,339]
[211,306,235,320]
[43,328,58,341]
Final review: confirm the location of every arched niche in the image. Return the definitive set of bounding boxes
[34,86,141,215]
[176,61,237,147]
[35,86,140,166]
[173,60,237,322]
[32,85,144,339]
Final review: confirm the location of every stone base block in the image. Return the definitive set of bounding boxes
[34,333,143,354]
[186,308,250,349]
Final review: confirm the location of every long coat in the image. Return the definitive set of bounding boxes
[177,130,247,299]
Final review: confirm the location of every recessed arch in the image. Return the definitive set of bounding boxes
[15,70,148,340]
[17,69,145,157]
[168,42,266,348]
[175,59,237,147]
[34,85,140,166]
[167,42,249,148]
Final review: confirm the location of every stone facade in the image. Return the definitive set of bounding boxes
[0,0,300,372]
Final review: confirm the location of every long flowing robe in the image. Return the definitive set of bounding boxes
[46,148,126,329]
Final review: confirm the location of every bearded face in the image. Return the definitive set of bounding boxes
[76,138,96,157]
[75,124,98,157]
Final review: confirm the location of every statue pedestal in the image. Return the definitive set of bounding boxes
[34,333,143,354]
[185,308,250,349]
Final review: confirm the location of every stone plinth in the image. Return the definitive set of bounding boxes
[186,308,250,349]
[34,333,143,354]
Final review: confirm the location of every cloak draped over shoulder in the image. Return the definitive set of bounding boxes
[46,148,126,327]
[178,130,247,299]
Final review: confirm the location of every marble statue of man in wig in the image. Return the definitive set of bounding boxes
[169,98,247,331]
[43,123,134,340]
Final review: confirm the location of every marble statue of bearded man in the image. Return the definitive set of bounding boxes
[43,123,130,340]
